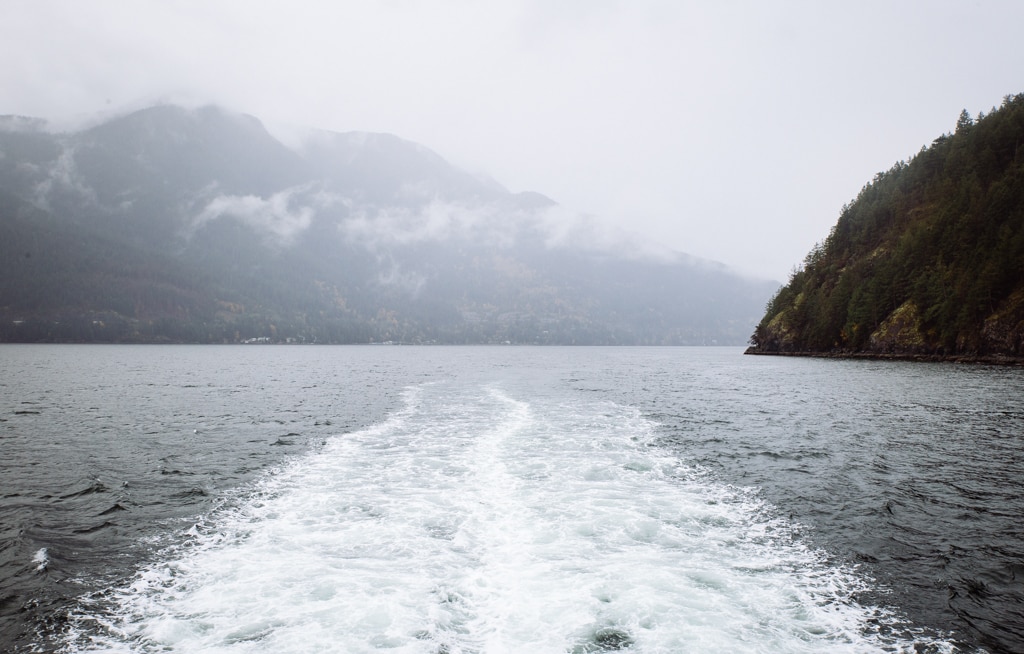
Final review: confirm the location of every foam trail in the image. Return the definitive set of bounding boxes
[64,384,954,653]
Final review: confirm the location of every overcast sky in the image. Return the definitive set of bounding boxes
[4,1,1022,280]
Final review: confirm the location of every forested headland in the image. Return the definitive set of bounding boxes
[748,94,1024,362]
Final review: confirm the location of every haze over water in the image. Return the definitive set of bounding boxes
[1,346,1021,652]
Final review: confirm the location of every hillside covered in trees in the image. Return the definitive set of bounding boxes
[749,94,1024,361]
[0,105,776,345]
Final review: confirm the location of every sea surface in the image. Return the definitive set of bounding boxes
[1,345,1021,653]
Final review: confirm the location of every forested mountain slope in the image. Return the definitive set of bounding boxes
[749,94,1024,360]
[0,105,776,344]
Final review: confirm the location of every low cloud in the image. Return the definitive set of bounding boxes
[32,145,96,211]
[530,204,687,263]
[340,199,521,250]
[192,184,337,243]
[339,196,690,264]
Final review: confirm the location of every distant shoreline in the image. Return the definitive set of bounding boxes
[743,347,1024,366]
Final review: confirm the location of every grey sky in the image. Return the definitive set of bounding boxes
[4,1,1022,280]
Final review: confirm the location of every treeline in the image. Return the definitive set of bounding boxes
[751,94,1024,358]
[0,304,721,346]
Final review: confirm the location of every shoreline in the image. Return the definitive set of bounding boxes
[743,347,1024,366]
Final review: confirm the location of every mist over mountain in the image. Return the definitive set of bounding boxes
[0,105,776,344]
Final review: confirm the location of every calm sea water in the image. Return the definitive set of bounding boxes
[0,346,1021,653]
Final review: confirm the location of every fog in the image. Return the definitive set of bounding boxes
[3,0,1023,280]
[193,185,328,245]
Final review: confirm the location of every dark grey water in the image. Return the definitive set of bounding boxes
[0,346,1020,652]
[1,345,410,651]
[600,351,1024,653]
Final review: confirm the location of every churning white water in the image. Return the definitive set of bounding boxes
[66,382,941,653]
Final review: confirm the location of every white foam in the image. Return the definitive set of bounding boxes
[33,547,48,572]
[65,383,954,653]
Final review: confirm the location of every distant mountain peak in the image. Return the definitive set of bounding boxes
[0,103,776,345]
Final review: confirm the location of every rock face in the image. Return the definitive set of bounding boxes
[0,104,778,344]
[748,94,1024,361]
[867,301,928,354]
[980,291,1024,355]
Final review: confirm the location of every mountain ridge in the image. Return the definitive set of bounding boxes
[1,104,777,344]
